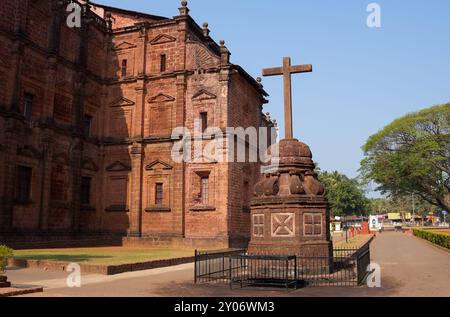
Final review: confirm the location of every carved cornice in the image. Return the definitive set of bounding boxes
[149,34,176,45]
[192,89,217,101]
[109,97,135,107]
[145,160,173,171]
[17,145,42,160]
[105,161,131,172]
[148,93,176,103]
[82,157,99,172]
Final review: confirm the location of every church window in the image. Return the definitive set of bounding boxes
[200,112,208,133]
[155,183,164,205]
[23,93,34,121]
[121,59,127,78]
[83,114,93,137]
[200,176,209,205]
[243,180,251,213]
[81,177,92,205]
[160,54,167,72]
[16,166,32,203]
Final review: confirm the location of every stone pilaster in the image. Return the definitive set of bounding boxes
[136,25,147,77]
[129,143,144,237]
[9,42,23,113]
[38,133,53,232]
[0,123,18,233]
[175,74,187,238]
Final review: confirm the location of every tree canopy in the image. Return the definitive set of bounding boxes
[369,195,439,217]
[360,103,450,212]
[318,171,370,217]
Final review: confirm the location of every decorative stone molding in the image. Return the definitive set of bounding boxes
[145,206,171,213]
[52,152,70,165]
[190,206,216,212]
[252,214,265,237]
[112,41,137,51]
[106,161,132,172]
[109,97,135,107]
[145,160,173,171]
[271,213,295,237]
[81,205,97,212]
[50,201,71,210]
[82,157,99,172]
[149,34,176,45]
[192,89,216,101]
[105,205,130,212]
[148,93,175,103]
[17,145,42,159]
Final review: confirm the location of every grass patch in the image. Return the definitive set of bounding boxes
[13,247,196,265]
[334,234,374,249]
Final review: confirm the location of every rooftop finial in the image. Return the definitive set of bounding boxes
[179,0,189,15]
[105,11,113,30]
[219,40,230,65]
[202,22,210,37]
[256,77,262,84]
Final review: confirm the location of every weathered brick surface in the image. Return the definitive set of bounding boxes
[0,1,272,249]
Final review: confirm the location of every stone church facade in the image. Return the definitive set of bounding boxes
[0,1,274,248]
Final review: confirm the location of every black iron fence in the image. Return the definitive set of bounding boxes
[230,255,298,290]
[194,243,371,288]
[194,249,246,284]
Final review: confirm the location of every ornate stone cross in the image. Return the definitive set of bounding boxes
[262,57,312,139]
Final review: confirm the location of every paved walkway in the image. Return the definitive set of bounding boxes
[6,232,450,297]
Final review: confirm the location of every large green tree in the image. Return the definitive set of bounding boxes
[369,195,439,217]
[360,103,450,212]
[319,171,370,217]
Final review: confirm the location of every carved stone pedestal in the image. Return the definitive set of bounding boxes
[248,139,333,261]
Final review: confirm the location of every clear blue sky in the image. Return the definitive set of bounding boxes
[99,0,450,182]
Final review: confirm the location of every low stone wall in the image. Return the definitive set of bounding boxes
[0,235,123,250]
[8,256,195,276]
[123,236,249,250]
[1,234,249,250]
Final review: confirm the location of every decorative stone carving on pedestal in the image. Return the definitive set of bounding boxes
[248,138,333,258]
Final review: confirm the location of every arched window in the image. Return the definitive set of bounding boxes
[121,59,127,78]
[160,54,167,72]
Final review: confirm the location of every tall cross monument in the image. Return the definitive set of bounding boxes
[262,57,312,139]
[248,57,332,262]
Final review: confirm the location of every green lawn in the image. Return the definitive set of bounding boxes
[13,247,196,265]
[334,234,374,249]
